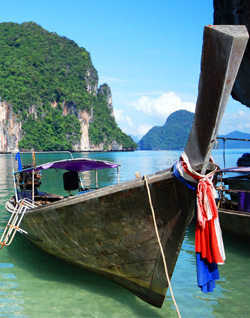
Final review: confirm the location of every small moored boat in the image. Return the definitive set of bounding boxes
[215,137,250,240]
[216,166,250,240]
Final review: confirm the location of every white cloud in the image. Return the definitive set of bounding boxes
[220,110,250,134]
[114,109,133,127]
[128,92,195,119]
[137,124,152,136]
[126,116,133,127]
[237,110,245,116]
[114,109,152,137]
[114,109,124,122]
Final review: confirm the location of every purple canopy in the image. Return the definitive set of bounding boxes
[20,158,119,173]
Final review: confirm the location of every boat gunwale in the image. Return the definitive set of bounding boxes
[13,168,174,215]
[218,207,250,217]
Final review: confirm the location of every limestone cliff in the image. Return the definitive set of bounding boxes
[214,0,250,107]
[0,98,91,152]
[0,99,21,152]
[0,83,126,152]
[62,102,91,151]
[98,84,115,118]
[0,22,136,152]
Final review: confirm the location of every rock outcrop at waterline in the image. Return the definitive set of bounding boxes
[214,0,250,107]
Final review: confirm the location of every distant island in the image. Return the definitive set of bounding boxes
[217,131,250,148]
[138,110,194,150]
[137,111,250,150]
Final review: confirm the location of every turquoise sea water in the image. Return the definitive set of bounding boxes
[0,149,250,318]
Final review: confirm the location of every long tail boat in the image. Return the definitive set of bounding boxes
[2,25,249,308]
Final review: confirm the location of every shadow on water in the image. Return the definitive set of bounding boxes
[6,234,173,318]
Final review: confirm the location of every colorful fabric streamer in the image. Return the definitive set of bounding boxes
[15,152,23,171]
[173,152,225,292]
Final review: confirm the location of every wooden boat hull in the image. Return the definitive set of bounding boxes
[218,208,250,240]
[8,170,195,308]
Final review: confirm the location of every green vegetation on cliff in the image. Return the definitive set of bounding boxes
[89,84,135,150]
[0,22,95,115]
[19,109,81,151]
[138,110,194,150]
[0,22,136,151]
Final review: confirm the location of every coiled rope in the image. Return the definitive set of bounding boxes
[144,175,181,318]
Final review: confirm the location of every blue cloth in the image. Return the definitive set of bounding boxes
[15,152,23,171]
[173,158,221,293]
[172,162,196,191]
[196,252,220,293]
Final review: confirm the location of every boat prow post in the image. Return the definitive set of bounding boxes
[185,25,249,173]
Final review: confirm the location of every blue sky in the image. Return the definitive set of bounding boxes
[1,0,250,138]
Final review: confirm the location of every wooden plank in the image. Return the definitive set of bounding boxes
[185,25,248,172]
[219,208,250,240]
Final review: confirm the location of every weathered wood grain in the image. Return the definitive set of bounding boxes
[20,170,195,307]
[219,208,250,240]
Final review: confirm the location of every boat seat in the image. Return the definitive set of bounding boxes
[63,171,79,191]
[17,190,32,200]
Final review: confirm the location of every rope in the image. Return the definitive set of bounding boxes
[144,175,181,318]
[0,241,6,249]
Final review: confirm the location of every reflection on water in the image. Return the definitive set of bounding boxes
[0,150,250,317]
[0,155,12,203]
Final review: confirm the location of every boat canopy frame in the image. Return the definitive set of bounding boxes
[11,151,121,203]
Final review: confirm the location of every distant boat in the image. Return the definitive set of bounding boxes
[216,137,250,240]
[217,137,250,167]
[1,25,248,308]
[237,152,250,167]
[216,157,250,241]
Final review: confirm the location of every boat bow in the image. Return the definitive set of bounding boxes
[185,25,249,173]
